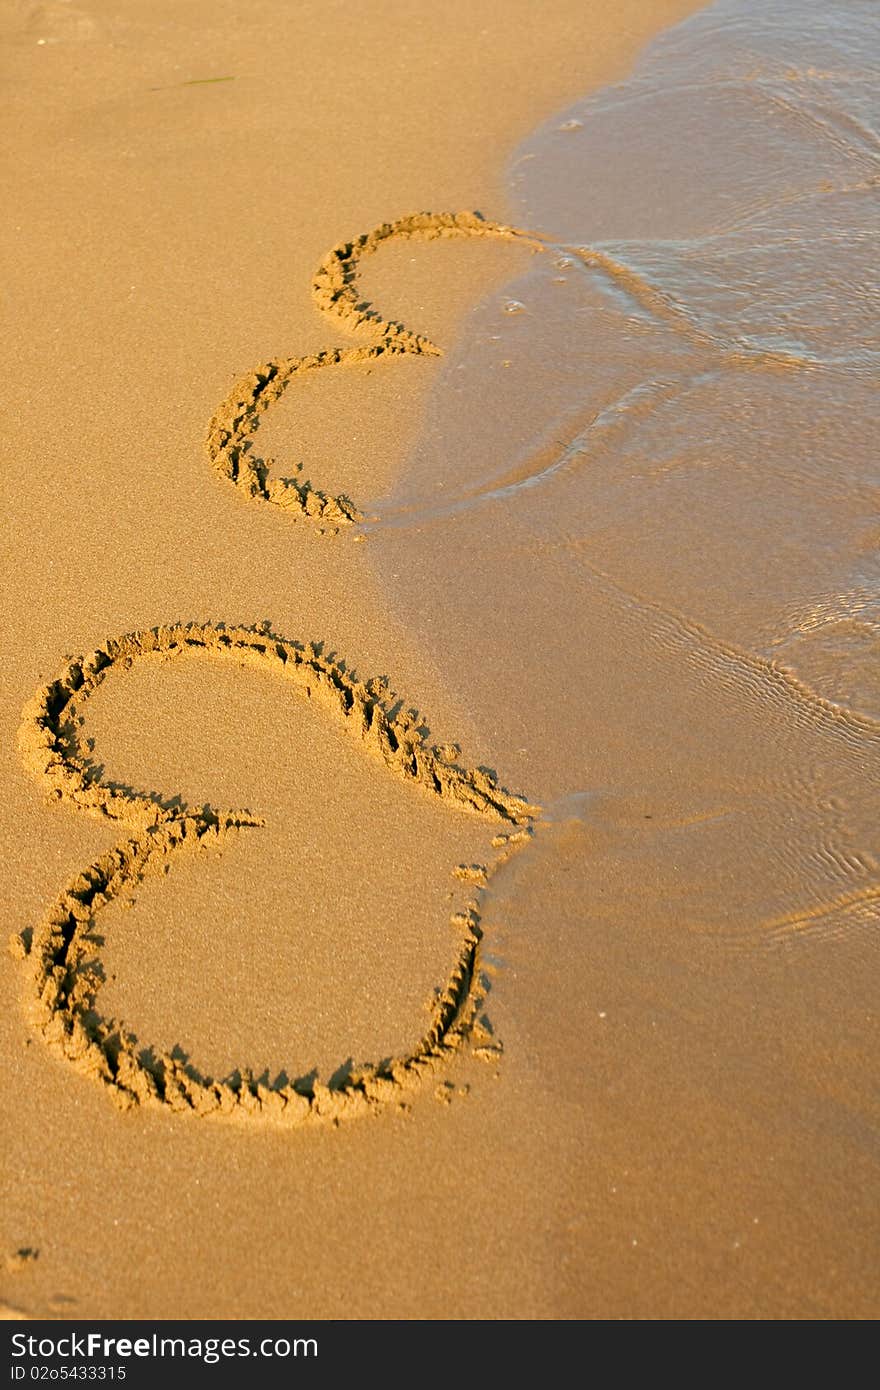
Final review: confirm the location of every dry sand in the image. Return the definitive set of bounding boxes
[2,0,877,1320]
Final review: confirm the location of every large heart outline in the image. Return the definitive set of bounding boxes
[14,622,536,1125]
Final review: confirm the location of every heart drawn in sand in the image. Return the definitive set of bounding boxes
[204,211,548,528]
[12,213,549,1125]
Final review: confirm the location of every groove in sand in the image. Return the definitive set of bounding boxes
[13,622,536,1125]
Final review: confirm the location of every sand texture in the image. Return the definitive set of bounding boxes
[2,0,877,1321]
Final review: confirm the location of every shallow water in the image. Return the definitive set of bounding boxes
[378,0,879,725]
[372,0,879,918]
[366,0,879,1311]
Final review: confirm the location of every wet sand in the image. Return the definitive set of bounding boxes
[2,0,877,1319]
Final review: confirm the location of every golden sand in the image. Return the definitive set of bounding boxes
[3,0,876,1322]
